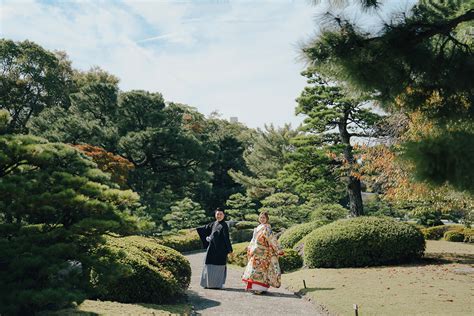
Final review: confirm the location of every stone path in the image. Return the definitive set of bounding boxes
[185,251,325,316]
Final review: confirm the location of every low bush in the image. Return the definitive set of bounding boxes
[303,217,425,268]
[278,221,327,249]
[234,221,258,230]
[421,225,463,240]
[278,249,303,272]
[227,242,303,273]
[155,229,202,252]
[309,204,348,222]
[230,228,254,243]
[443,231,465,242]
[98,236,191,304]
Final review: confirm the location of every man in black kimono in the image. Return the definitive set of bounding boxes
[196,208,233,289]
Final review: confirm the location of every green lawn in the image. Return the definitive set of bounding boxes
[282,240,474,316]
[42,300,191,316]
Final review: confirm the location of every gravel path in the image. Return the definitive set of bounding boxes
[185,251,324,316]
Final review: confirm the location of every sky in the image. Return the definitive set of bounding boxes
[0,0,416,128]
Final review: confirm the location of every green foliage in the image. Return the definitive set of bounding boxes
[410,206,444,226]
[278,249,303,273]
[295,70,384,216]
[303,217,425,268]
[0,134,144,315]
[309,203,348,222]
[0,39,75,133]
[163,198,208,231]
[225,193,257,220]
[229,124,298,200]
[98,236,191,304]
[227,242,303,273]
[279,221,328,249]
[234,221,258,230]
[154,229,202,253]
[421,225,462,240]
[230,228,254,243]
[443,230,465,242]
[302,0,474,191]
[404,131,474,193]
[260,192,305,223]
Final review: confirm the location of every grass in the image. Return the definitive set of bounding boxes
[282,240,474,316]
[43,300,191,316]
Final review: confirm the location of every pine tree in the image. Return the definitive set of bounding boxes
[163,198,208,231]
[225,193,257,220]
[295,70,383,216]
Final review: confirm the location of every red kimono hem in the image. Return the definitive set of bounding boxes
[242,278,270,289]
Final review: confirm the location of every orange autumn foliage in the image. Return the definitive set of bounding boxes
[73,144,134,187]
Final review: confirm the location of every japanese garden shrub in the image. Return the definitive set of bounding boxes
[234,221,258,230]
[303,217,425,268]
[227,242,303,273]
[278,220,327,249]
[155,229,202,253]
[278,249,303,272]
[309,204,348,222]
[98,236,191,304]
[421,225,463,240]
[443,230,465,242]
[230,228,254,243]
[443,228,474,243]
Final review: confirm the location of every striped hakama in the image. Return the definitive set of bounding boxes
[200,264,227,289]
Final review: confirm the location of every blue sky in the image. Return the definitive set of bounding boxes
[0,0,416,128]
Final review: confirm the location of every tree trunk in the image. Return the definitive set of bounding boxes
[339,112,364,217]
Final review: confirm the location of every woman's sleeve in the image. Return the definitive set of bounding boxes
[265,225,281,254]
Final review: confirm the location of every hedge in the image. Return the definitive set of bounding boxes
[443,231,465,242]
[227,242,303,273]
[155,229,202,253]
[98,236,191,304]
[421,225,463,240]
[278,221,327,249]
[230,228,254,243]
[303,217,425,268]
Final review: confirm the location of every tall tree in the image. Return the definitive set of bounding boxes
[229,124,297,200]
[303,0,474,192]
[0,112,146,314]
[295,70,383,216]
[0,39,75,133]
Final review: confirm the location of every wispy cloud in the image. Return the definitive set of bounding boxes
[1,0,413,128]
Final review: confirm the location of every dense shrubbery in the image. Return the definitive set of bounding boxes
[278,249,303,272]
[421,225,462,240]
[234,221,258,230]
[230,228,254,243]
[303,217,425,268]
[227,242,303,273]
[98,236,191,304]
[278,221,327,248]
[155,229,202,253]
[443,230,465,242]
[309,204,348,222]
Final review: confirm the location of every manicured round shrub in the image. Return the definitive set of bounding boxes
[444,231,465,242]
[99,236,191,304]
[421,225,462,240]
[278,249,303,272]
[303,217,425,268]
[156,229,202,252]
[279,221,327,248]
[227,242,303,273]
[309,204,348,222]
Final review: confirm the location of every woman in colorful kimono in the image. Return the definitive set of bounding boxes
[242,211,284,294]
[196,208,233,289]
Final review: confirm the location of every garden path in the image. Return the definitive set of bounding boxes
[185,251,326,316]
